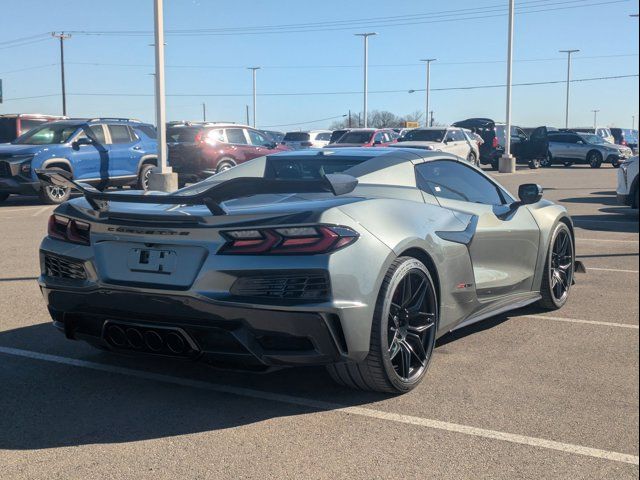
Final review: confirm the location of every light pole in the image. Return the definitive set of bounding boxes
[560,49,580,129]
[420,59,437,126]
[248,67,260,128]
[591,109,600,129]
[355,33,377,128]
[500,0,516,173]
[148,0,177,191]
[51,32,71,116]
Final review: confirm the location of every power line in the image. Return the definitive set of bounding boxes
[0,32,49,46]
[5,73,631,101]
[0,63,57,75]
[64,0,627,37]
[58,53,639,72]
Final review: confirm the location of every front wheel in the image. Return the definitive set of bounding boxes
[38,184,70,204]
[588,151,603,168]
[538,223,575,310]
[467,152,478,166]
[327,257,438,393]
[216,158,236,174]
[541,151,553,168]
[528,158,541,169]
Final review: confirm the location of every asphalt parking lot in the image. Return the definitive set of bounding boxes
[0,164,637,479]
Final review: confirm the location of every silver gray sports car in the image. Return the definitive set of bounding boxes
[37,148,581,393]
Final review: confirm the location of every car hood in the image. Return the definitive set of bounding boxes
[0,144,47,156]
[327,143,369,148]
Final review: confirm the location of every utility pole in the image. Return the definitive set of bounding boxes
[500,0,516,173]
[202,102,206,122]
[248,67,260,128]
[429,111,434,127]
[51,32,71,116]
[246,105,250,125]
[560,49,580,129]
[148,0,177,192]
[592,109,600,129]
[420,59,437,126]
[355,33,377,128]
[348,110,352,128]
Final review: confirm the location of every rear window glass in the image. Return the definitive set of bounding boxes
[19,118,49,135]
[167,127,201,143]
[283,132,310,141]
[330,130,348,143]
[137,125,157,139]
[402,129,446,142]
[266,157,369,180]
[109,125,135,144]
[337,131,374,144]
[0,118,17,143]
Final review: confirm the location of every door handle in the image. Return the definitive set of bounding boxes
[132,146,142,151]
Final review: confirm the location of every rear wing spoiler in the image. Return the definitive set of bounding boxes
[35,168,358,215]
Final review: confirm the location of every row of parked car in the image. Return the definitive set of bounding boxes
[0,113,637,204]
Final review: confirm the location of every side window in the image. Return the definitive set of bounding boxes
[452,130,466,142]
[77,125,107,144]
[549,134,569,144]
[206,129,226,144]
[247,129,269,146]
[374,132,385,143]
[516,128,527,138]
[108,125,135,144]
[226,128,248,145]
[19,119,48,135]
[416,160,505,205]
[316,132,331,142]
[137,125,156,139]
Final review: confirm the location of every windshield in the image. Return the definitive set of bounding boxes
[401,129,446,142]
[337,131,373,144]
[13,123,79,145]
[283,132,310,142]
[580,133,606,144]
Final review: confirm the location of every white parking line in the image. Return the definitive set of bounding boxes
[31,206,51,217]
[0,346,637,466]
[524,315,639,330]
[588,267,639,274]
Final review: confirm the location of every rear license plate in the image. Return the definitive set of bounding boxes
[127,248,177,274]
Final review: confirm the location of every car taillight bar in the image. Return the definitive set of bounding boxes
[220,225,358,255]
[48,215,91,246]
[492,136,499,148]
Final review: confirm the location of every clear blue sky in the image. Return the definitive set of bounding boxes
[1,0,638,129]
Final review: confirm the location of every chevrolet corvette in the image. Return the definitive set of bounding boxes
[36,148,581,393]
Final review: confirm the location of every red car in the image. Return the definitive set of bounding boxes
[167,122,290,183]
[326,128,399,148]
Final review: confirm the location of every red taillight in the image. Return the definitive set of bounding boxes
[622,140,628,146]
[48,215,91,245]
[194,132,204,144]
[220,226,358,255]
[492,136,499,148]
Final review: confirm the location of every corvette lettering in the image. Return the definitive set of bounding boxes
[107,227,190,236]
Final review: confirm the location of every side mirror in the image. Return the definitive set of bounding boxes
[72,137,94,149]
[576,140,584,145]
[518,183,543,205]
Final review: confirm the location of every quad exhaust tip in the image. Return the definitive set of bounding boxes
[104,323,197,357]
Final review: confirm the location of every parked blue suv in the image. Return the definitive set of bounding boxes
[0,118,158,204]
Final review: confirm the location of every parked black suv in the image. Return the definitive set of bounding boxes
[452,118,548,169]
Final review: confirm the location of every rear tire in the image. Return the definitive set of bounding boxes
[467,152,478,166]
[541,151,553,168]
[538,222,575,310]
[528,158,541,169]
[326,257,438,394]
[632,184,639,210]
[216,158,236,174]
[137,163,155,191]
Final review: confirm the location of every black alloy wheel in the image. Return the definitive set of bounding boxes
[588,151,603,168]
[386,268,437,382]
[326,257,439,393]
[539,223,575,310]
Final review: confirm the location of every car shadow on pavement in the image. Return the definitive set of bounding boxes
[0,322,397,451]
[571,213,639,233]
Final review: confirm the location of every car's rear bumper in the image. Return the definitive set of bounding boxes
[0,177,40,195]
[42,283,347,369]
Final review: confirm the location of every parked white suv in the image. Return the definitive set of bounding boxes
[392,127,478,165]
[617,156,639,209]
[281,130,332,150]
